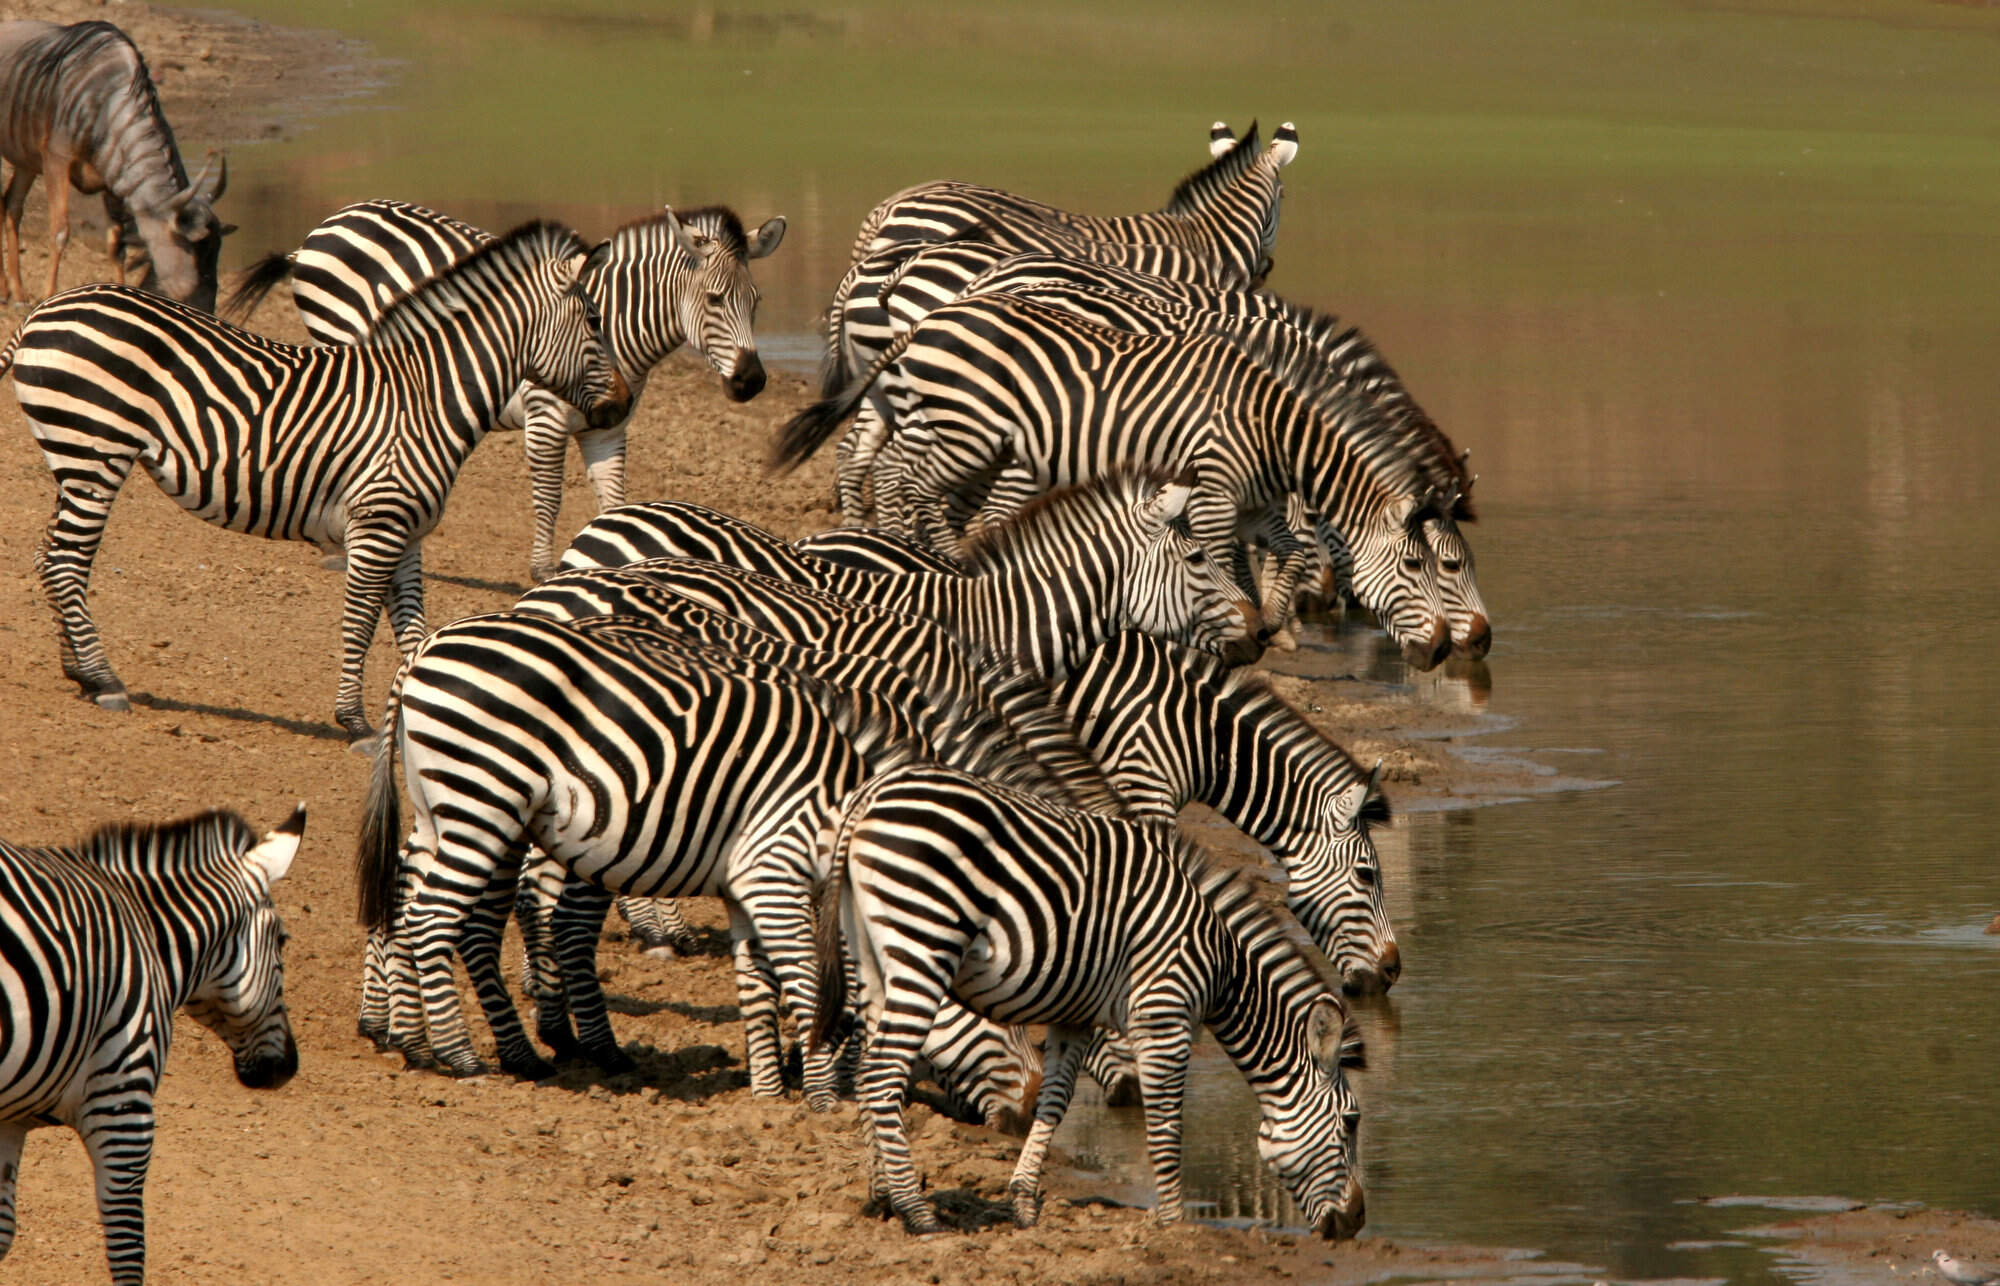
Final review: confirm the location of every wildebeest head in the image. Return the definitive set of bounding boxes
[131,150,234,312]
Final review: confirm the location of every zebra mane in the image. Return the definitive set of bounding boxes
[662,205,749,257]
[360,219,584,348]
[959,466,1184,577]
[1228,310,1476,521]
[48,22,189,187]
[79,808,257,873]
[971,652,1132,819]
[1164,120,1262,217]
[1180,841,1352,1005]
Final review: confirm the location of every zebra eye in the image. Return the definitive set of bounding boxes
[1355,865,1377,887]
[1401,555,1423,571]
[1343,1111,1361,1138]
[1441,559,1463,573]
[1186,548,1208,566]
[706,289,726,306]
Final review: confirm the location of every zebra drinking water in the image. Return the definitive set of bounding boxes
[0,20,232,308]
[1,220,628,740]
[226,199,785,581]
[811,762,1365,1239]
[0,805,303,1286]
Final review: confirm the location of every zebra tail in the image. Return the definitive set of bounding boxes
[0,323,24,378]
[221,251,296,323]
[354,691,404,931]
[806,819,852,1055]
[768,327,916,475]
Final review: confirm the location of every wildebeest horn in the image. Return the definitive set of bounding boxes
[188,150,227,203]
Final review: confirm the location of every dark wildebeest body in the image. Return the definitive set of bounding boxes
[0,20,230,308]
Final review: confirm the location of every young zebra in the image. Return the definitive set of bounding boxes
[774,294,1451,668]
[0,805,303,1286]
[226,199,785,581]
[1,220,627,740]
[811,763,1365,1239]
[848,122,1294,292]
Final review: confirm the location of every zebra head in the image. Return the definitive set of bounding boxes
[1124,472,1265,665]
[1427,504,1491,660]
[1290,767,1400,995]
[1346,492,1451,670]
[521,231,632,429]
[180,804,304,1090]
[661,206,787,402]
[1256,996,1367,1240]
[131,150,235,312]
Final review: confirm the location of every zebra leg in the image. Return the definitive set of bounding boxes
[1084,1028,1143,1107]
[618,896,699,957]
[35,465,142,709]
[1007,1027,1089,1228]
[357,928,392,1049]
[80,1093,154,1286]
[513,855,577,1056]
[0,1121,24,1261]
[457,856,554,1080]
[335,523,420,740]
[733,846,841,1111]
[380,930,437,1070]
[1124,1011,1198,1225]
[835,401,892,522]
[963,463,1041,544]
[724,900,788,1098]
[551,880,639,1075]
[854,972,950,1235]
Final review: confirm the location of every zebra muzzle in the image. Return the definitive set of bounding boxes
[235,1028,299,1089]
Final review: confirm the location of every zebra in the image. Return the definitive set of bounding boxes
[550,505,1395,982]
[354,608,1077,1109]
[0,20,232,307]
[225,198,785,581]
[791,525,964,576]
[0,805,303,1286]
[810,762,1365,1239]
[773,293,1452,668]
[0,219,628,740]
[823,249,1488,648]
[847,121,1294,293]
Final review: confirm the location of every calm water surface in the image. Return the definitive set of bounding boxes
[203,2,2000,1279]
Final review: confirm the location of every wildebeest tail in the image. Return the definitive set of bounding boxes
[222,251,297,323]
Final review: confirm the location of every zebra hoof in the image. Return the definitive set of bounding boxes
[1009,1188,1042,1229]
[442,1056,495,1080]
[805,1090,840,1113]
[500,1052,557,1081]
[529,562,557,584]
[899,1208,946,1237]
[584,1045,637,1077]
[355,1019,391,1052]
[88,687,131,712]
[319,553,348,572]
[347,732,382,759]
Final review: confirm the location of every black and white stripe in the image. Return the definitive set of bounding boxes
[1,220,628,738]
[811,762,1365,1239]
[226,199,784,580]
[0,806,302,1285]
[774,293,1452,667]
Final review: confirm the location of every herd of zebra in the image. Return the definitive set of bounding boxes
[1,47,1491,1278]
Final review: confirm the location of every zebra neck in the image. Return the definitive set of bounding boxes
[951,561,1116,679]
[1200,926,1297,1078]
[1207,703,1354,855]
[383,329,521,449]
[596,264,687,380]
[89,863,219,1008]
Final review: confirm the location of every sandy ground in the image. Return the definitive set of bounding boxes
[0,4,1981,1284]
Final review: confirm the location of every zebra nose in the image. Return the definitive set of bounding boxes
[236,1028,299,1089]
[725,355,767,402]
[1378,940,1401,985]
[1458,614,1492,660]
[586,368,633,429]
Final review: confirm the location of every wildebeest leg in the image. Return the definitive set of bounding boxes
[36,463,142,709]
[41,162,72,301]
[101,192,127,285]
[1,162,36,302]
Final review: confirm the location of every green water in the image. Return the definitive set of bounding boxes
[207,2,2000,1279]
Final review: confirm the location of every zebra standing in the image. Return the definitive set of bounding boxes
[0,805,303,1285]
[0,20,232,307]
[1,220,628,740]
[774,294,1452,668]
[227,199,785,581]
[811,762,1365,1238]
[848,122,1294,292]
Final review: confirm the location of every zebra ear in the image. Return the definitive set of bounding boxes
[660,206,704,260]
[1142,475,1194,527]
[245,803,307,885]
[1306,998,1349,1072]
[1331,778,1370,829]
[1209,121,1236,157]
[747,216,787,260]
[1269,121,1299,167]
[580,239,614,277]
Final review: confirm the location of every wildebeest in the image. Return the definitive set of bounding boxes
[0,19,231,309]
